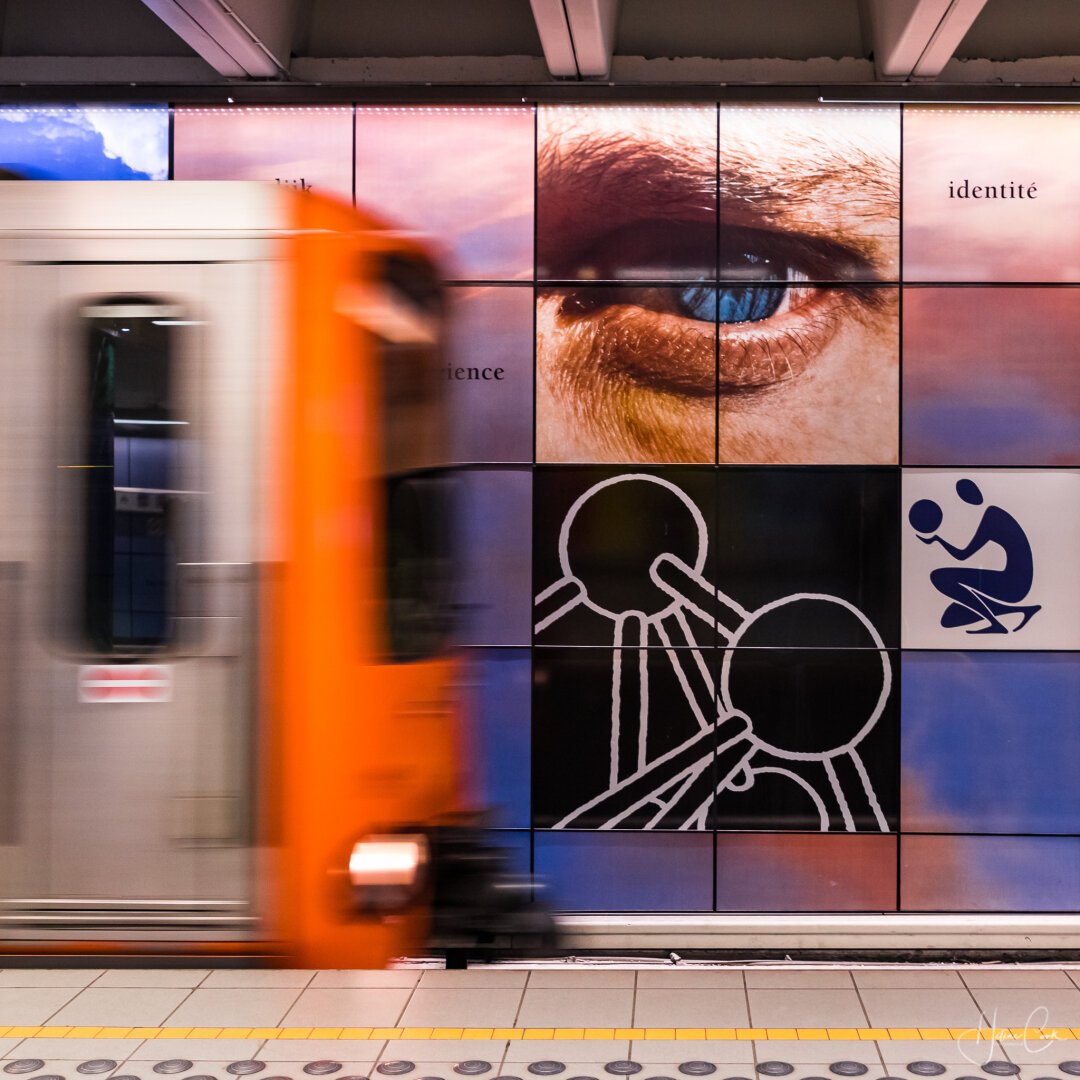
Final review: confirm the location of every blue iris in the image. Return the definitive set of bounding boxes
[678,283,785,324]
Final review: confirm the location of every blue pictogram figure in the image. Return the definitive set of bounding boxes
[908,478,1041,635]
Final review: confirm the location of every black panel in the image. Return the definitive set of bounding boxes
[715,466,900,648]
[533,467,717,647]
[711,648,899,831]
[532,645,721,830]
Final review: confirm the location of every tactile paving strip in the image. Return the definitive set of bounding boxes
[7,1070,1075,1080]
[0,1066,1026,1079]
[0,1027,1073,1042]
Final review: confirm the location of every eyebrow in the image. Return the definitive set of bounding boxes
[540,131,715,221]
[538,126,899,279]
[537,131,715,277]
[720,134,900,233]
[540,128,897,215]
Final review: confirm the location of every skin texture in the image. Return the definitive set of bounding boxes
[536,106,900,465]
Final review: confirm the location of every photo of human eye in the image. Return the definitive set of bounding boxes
[718,278,898,465]
[537,105,717,283]
[719,105,900,283]
[536,284,718,463]
[535,105,900,466]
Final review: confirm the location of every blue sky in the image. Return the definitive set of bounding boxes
[0,106,168,180]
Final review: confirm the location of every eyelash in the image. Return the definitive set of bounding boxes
[549,218,888,397]
[557,219,878,328]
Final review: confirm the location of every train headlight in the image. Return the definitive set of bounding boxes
[348,833,429,914]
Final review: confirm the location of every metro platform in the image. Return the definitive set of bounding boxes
[3,965,1080,1080]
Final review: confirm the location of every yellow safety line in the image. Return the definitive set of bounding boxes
[0,1026,1074,1041]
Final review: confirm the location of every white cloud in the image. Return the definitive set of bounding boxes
[82,107,168,180]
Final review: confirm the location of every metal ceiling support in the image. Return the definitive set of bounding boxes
[866,0,988,80]
[565,0,619,78]
[529,0,580,77]
[530,0,619,79]
[138,0,295,78]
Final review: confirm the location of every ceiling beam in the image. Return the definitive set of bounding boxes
[137,0,295,78]
[866,0,988,80]
[529,0,579,77]
[530,0,619,79]
[565,0,619,78]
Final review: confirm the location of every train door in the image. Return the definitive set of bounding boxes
[1,259,264,939]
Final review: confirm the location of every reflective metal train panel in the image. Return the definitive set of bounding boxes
[0,183,280,942]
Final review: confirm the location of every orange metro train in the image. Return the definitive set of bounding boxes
[0,181,535,967]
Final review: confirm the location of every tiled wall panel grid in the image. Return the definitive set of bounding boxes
[12,101,1072,914]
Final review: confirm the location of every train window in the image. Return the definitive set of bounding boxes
[382,252,441,314]
[81,299,190,654]
[385,474,454,661]
[374,253,455,661]
[378,256,444,478]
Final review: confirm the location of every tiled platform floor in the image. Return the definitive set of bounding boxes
[3,966,1080,1080]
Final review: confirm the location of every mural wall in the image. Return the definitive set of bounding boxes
[6,102,1079,913]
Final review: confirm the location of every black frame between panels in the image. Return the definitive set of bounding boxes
[166,99,1080,915]
[14,83,1080,105]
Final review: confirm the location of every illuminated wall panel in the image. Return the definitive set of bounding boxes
[158,103,1075,913]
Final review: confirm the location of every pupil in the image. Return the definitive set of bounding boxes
[718,283,785,323]
[678,284,785,324]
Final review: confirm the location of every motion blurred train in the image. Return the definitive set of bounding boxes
[0,181,543,966]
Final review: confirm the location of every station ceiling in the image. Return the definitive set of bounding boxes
[1,0,1078,98]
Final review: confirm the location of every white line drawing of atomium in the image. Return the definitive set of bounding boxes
[534,473,892,833]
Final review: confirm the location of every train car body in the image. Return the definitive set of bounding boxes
[0,182,463,967]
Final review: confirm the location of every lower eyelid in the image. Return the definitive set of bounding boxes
[550,287,855,398]
[719,292,844,388]
[569,303,717,397]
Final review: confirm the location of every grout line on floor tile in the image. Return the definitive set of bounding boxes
[116,1035,151,1073]
[497,1024,510,1075]
[393,967,424,1027]
[159,984,201,1028]
[961,978,997,1046]
[495,967,529,1077]
[514,972,531,1028]
[851,974,874,1028]
[847,978,886,1074]
[36,984,87,1028]
[281,982,309,1027]
[742,967,758,1071]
